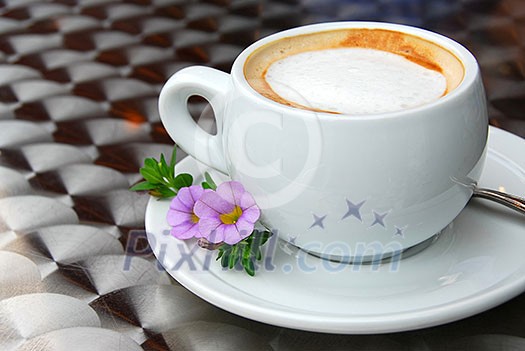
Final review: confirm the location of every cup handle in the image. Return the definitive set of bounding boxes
[159,66,230,174]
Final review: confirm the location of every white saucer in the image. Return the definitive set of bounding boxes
[145,126,525,334]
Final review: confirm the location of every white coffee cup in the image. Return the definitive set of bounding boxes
[159,22,488,261]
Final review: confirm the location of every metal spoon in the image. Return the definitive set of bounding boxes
[453,177,525,214]
[472,187,525,214]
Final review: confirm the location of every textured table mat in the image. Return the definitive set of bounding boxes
[0,0,524,350]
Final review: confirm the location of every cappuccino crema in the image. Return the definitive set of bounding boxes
[244,28,464,115]
[266,48,446,114]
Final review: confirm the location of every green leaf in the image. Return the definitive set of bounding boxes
[242,242,252,259]
[243,257,255,276]
[218,245,231,267]
[260,231,272,244]
[170,145,177,172]
[153,187,176,198]
[159,153,169,176]
[217,250,224,259]
[172,173,193,190]
[202,182,213,189]
[132,146,189,199]
[140,168,162,184]
[143,157,158,170]
[228,245,240,269]
[204,172,217,190]
[220,251,230,267]
[130,181,158,191]
[208,230,273,276]
[219,244,232,254]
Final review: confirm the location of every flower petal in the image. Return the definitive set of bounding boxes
[169,195,192,213]
[175,185,204,210]
[194,191,234,218]
[240,205,260,224]
[166,209,192,226]
[207,224,226,243]
[234,218,256,239]
[222,224,244,245]
[239,190,257,209]
[170,221,199,240]
[216,181,245,206]
[198,216,222,238]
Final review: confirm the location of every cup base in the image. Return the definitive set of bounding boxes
[298,232,442,265]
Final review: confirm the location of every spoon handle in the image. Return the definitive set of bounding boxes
[472,188,525,214]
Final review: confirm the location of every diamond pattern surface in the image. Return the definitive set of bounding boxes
[0,0,524,350]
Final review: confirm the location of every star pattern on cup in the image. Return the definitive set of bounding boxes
[310,213,327,229]
[370,211,389,227]
[306,199,412,236]
[393,225,407,238]
[341,199,365,221]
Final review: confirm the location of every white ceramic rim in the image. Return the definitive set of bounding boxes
[232,21,480,120]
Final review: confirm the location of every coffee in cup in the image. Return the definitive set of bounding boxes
[244,28,464,115]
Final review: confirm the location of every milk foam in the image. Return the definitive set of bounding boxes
[265,48,447,115]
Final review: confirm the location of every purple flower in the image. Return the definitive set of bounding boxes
[167,185,207,239]
[194,181,260,245]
